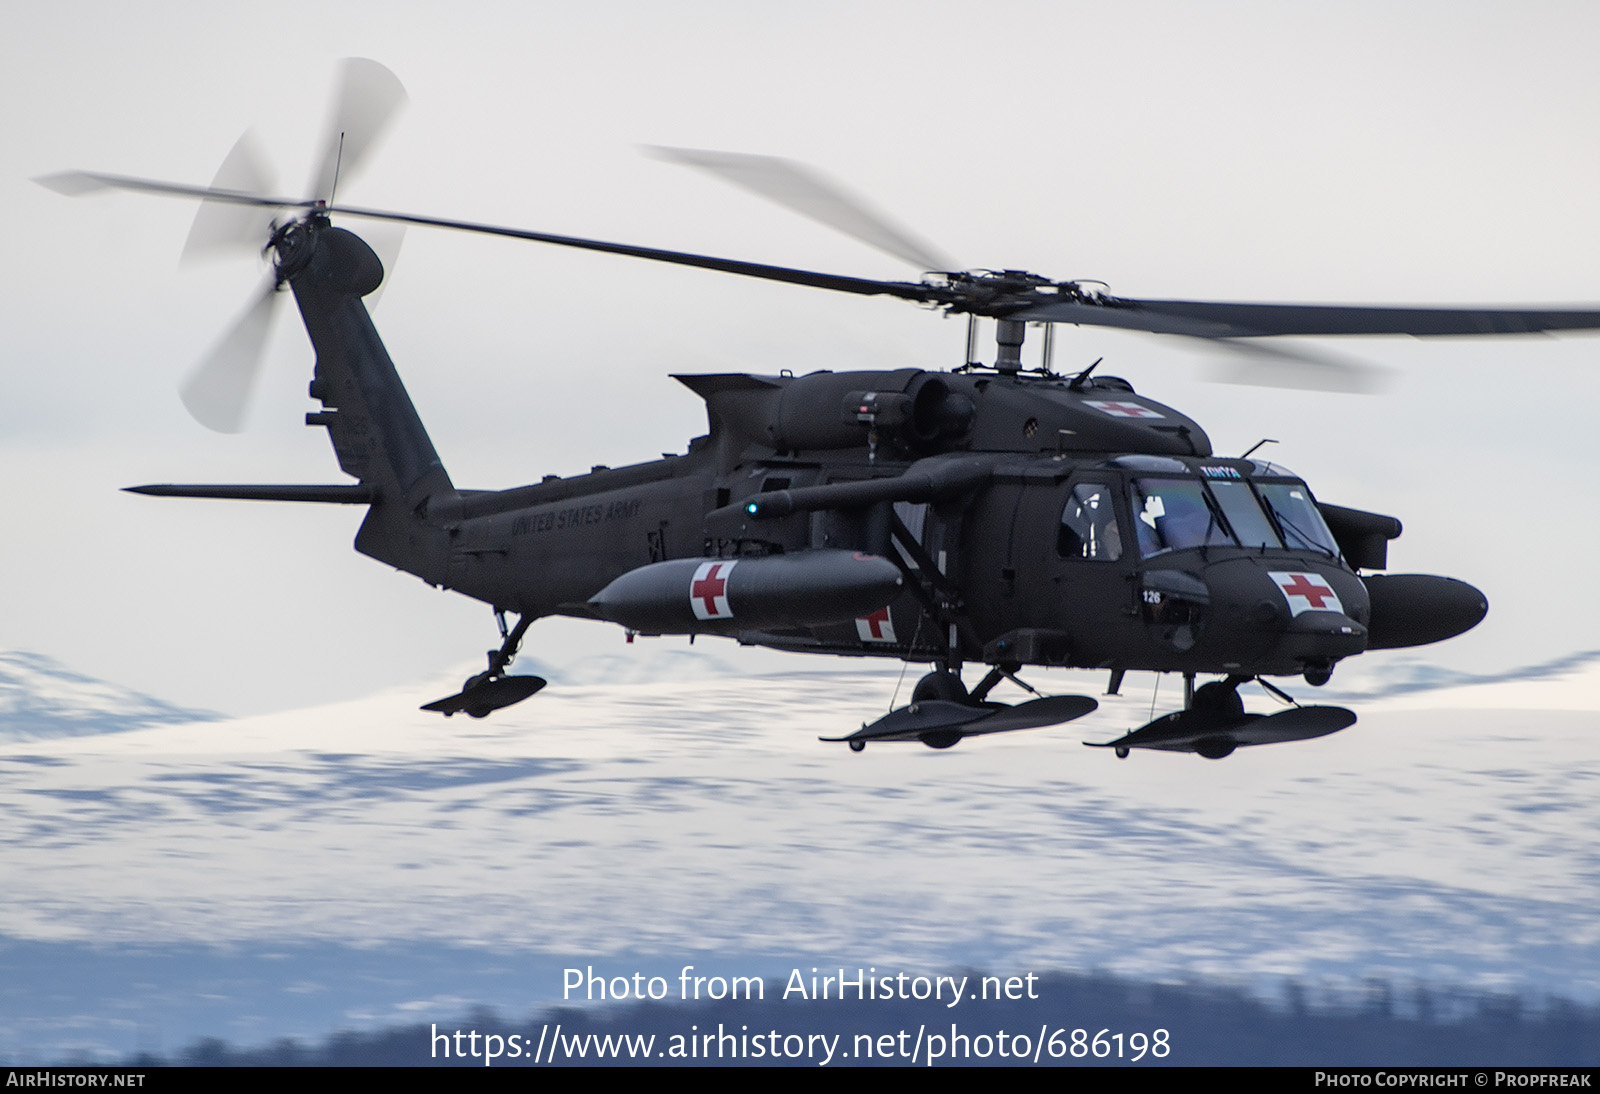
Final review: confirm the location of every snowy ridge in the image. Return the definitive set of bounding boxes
[2,650,1598,1060]
[1320,647,1600,706]
[0,651,217,741]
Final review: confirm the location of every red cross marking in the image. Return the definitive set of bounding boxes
[1087,399,1162,419]
[861,607,891,639]
[693,563,730,616]
[1279,573,1335,608]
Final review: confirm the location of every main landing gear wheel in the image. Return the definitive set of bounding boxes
[1188,679,1243,758]
[912,669,968,704]
[459,669,499,718]
[911,670,970,748]
[1191,680,1245,719]
[463,670,494,717]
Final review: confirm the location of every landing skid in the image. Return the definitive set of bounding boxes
[825,678,1098,752]
[423,673,547,719]
[1087,699,1355,759]
[422,609,546,719]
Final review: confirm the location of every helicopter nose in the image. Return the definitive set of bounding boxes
[1194,560,1370,671]
[1284,605,1367,641]
[1261,567,1369,667]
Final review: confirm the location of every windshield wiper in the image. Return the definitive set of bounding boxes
[1265,500,1338,561]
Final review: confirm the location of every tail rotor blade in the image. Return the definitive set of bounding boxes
[646,145,956,273]
[179,276,281,432]
[359,222,406,308]
[306,58,407,203]
[181,129,280,262]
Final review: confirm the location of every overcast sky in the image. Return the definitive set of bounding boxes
[5,0,1599,715]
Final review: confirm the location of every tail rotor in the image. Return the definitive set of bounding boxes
[305,57,408,206]
[179,130,280,264]
[104,59,408,432]
[178,274,283,433]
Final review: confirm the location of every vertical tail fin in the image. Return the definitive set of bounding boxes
[281,219,456,582]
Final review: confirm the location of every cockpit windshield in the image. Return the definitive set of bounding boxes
[1207,480,1282,549]
[1124,473,1338,560]
[1129,478,1234,556]
[1255,481,1340,557]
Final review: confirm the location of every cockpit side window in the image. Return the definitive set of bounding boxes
[1058,482,1122,561]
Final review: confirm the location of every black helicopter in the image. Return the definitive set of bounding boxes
[41,61,1600,758]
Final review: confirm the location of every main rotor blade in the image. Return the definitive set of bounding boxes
[35,170,306,208]
[647,146,956,272]
[179,276,281,433]
[1012,296,1600,337]
[46,168,1600,338]
[323,202,940,299]
[37,172,936,302]
[1195,338,1389,394]
[306,58,407,204]
[181,129,279,262]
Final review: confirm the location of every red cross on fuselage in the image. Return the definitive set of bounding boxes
[693,563,730,615]
[861,607,891,639]
[1279,573,1335,608]
[1089,400,1160,418]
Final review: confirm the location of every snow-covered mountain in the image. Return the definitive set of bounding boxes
[0,651,216,742]
[1,648,1598,1061]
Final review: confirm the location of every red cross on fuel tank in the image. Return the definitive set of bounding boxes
[690,561,736,620]
[855,606,896,643]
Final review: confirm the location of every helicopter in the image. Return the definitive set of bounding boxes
[39,61,1600,759]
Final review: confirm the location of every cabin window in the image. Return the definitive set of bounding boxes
[1058,482,1123,561]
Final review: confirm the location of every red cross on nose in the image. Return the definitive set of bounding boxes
[860,607,891,639]
[1278,573,1335,608]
